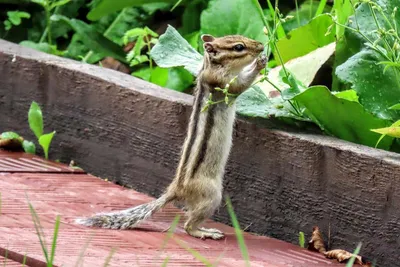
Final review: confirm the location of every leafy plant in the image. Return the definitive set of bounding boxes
[28,101,56,159]
[3,11,30,31]
[124,26,158,67]
[299,231,305,248]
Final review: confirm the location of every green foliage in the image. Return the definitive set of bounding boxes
[22,140,36,154]
[39,131,56,160]
[299,232,305,248]
[20,40,65,56]
[28,101,55,159]
[335,0,400,121]
[51,14,127,63]
[28,101,44,139]
[4,11,30,31]
[346,243,362,267]
[124,26,158,67]
[150,25,203,75]
[293,86,393,149]
[276,14,335,63]
[1,131,21,139]
[27,196,61,267]
[87,0,175,21]
[200,0,267,43]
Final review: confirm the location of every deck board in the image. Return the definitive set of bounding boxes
[0,151,341,267]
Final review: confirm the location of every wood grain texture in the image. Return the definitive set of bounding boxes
[1,39,400,266]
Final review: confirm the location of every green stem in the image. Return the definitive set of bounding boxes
[82,8,127,63]
[145,36,153,69]
[295,0,300,27]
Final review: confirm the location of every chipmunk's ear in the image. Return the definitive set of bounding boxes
[203,42,215,53]
[201,34,215,43]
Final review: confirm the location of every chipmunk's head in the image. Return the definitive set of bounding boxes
[201,34,264,74]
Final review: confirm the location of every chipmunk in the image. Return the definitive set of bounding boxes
[76,34,266,240]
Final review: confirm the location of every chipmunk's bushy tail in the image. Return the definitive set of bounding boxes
[75,194,172,229]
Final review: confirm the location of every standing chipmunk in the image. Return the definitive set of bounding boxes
[76,34,266,240]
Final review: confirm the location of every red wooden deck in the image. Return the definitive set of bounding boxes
[0,151,341,267]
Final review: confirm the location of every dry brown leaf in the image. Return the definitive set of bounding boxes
[100,57,130,74]
[308,226,326,253]
[324,249,364,265]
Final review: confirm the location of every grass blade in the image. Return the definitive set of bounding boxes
[22,253,27,267]
[27,196,49,263]
[225,196,250,266]
[161,215,181,250]
[74,232,95,267]
[172,237,212,266]
[315,0,327,17]
[161,256,170,267]
[103,248,117,267]
[49,215,61,267]
[299,232,305,248]
[346,242,362,267]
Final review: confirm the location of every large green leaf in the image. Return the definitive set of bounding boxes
[282,0,331,33]
[39,131,56,160]
[335,0,400,120]
[236,85,309,122]
[87,0,175,21]
[293,86,393,149]
[276,14,335,64]
[20,41,65,56]
[28,101,44,139]
[336,49,400,120]
[150,25,203,76]
[51,15,127,63]
[200,0,267,43]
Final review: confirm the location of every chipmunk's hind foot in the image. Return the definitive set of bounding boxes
[186,228,225,240]
[199,227,224,234]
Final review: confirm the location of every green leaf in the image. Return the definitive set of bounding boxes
[150,25,203,76]
[31,0,46,7]
[283,0,331,33]
[276,14,335,64]
[7,11,30,26]
[293,86,393,149]
[200,0,267,43]
[165,67,194,92]
[236,85,309,122]
[19,41,65,56]
[389,103,400,110]
[28,101,44,139]
[50,0,71,10]
[335,0,400,120]
[39,131,56,160]
[149,67,169,87]
[334,90,359,102]
[87,0,175,21]
[1,131,20,140]
[4,20,12,31]
[299,232,305,248]
[22,140,36,154]
[51,15,127,63]
[258,42,336,97]
[336,49,400,121]
[372,119,400,147]
[332,0,358,38]
[132,67,152,81]
[371,125,400,138]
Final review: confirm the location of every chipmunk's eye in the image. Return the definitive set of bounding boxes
[233,44,245,52]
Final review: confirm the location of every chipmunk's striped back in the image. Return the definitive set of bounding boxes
[76,33,266,240]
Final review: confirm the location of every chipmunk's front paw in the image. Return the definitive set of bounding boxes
[256,54,267,70]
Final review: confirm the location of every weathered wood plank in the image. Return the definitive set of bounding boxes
[1,39,399,266]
